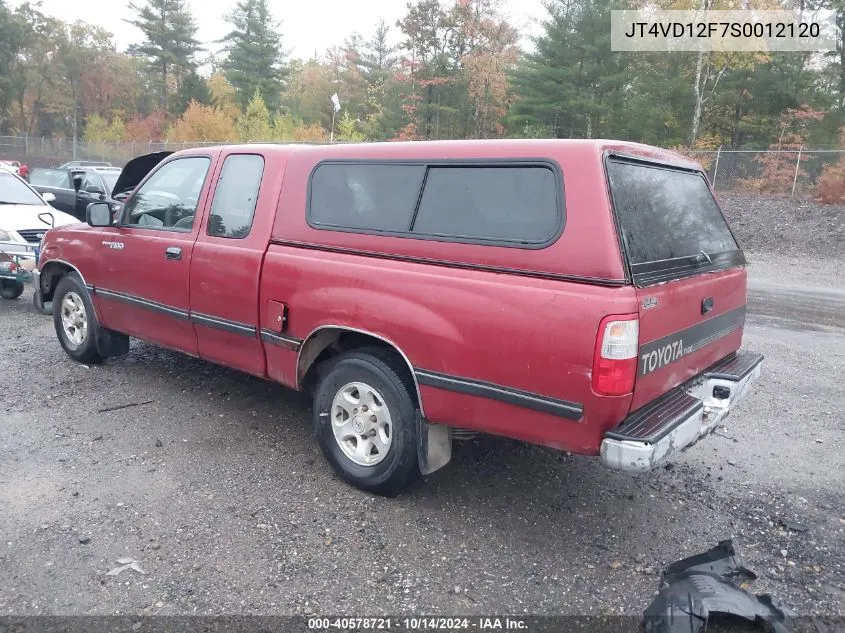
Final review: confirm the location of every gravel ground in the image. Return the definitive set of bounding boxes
[718,192,845,259]
[1,222,843,621]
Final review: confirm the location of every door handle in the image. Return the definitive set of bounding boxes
[165,246,182,261]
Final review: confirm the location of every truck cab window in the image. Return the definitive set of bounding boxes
[207,154,264,239]
[121,157,210,230]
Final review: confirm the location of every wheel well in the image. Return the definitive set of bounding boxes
[298,328,421,409]
[39,262,75,302]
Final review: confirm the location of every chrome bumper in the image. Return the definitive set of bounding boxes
[600,352,763,473]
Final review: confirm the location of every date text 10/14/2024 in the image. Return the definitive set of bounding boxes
[307,618,528,631]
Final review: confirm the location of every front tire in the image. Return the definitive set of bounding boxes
[53,273,102,364]
[313,349,420,496]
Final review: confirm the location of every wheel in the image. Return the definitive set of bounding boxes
[0,280,24,300]
[313,348,420,496]
[53,273,102,363]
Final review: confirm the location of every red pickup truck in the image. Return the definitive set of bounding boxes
[34,140,763,495]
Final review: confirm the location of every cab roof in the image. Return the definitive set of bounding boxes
[174,139,702,172]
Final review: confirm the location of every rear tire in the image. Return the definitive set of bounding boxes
[313,349,420,496]
[53,273,102,364]
[0,280,24,300]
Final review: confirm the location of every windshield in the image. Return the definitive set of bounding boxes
[101,172,119,192]
[29,168,71,188]
[0,172,46,206]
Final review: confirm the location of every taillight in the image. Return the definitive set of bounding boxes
[592,314,639,396]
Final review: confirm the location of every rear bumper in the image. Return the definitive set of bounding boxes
[600,351,763,472]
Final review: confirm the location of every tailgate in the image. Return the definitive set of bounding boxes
[606,156,748,410]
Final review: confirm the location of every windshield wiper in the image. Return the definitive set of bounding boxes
[698,250,712,264]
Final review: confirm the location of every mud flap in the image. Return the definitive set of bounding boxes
[95,325,130,359]
[417,411,452,476]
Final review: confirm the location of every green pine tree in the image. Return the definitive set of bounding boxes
[126,0,201,115]
[221,0,287,112]
[507,0,630,139]
[173,70,211,116]
[237,88,272,141]
[335,110,365,142]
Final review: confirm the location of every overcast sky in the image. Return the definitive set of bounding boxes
[11,0,548,61]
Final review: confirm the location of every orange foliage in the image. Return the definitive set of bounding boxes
[168,101,237,142]
[815,126,845,204]
[750,105,823,195]
[124,111,169,141]
[668,135,723,172]
[291,123,327,143]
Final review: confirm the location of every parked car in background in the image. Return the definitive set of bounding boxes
[34,141,762,495]
[57,160,113,169]
[0,168,79,245]
[28,166,123,221]
[0,160,28,178]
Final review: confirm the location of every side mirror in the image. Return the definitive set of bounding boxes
[86,202,112,227]
[38,212,55,227]
[41,192,56,203]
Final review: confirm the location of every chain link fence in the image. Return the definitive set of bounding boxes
[2,135,843,199]
[0,136,230,168]
[686,148,845,199]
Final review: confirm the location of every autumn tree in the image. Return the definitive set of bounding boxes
[280,59,333,128]
[83,112,126,142]
[220,0,287,111]
[751,105,824,194]
[168,100,237,141]
[127,0,201,114]
[455,0,519,138]
[207,73,241,120]
[125,110,169,140]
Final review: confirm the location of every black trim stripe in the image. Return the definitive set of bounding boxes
[415,369,583,421]
[96,288,262,338]
[269,239,626,287]
[638,305,747,376]
[260,329,302,351]
[191,312,256,337]
[85,283,94,293]
[95,288,190,321]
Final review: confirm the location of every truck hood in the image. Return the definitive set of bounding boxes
[0,203,80,231]
[111,151,173,197]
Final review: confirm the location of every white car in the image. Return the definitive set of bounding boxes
[0,167,80,244]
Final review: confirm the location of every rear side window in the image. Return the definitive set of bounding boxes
[413,166,558,243]
[607,160,740,272]
[307,162,562,247]
[309,164,425,232]
[208,154,264,239]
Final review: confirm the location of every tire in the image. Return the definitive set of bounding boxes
[53,273,102,364]
[313,349,420,496]
[0,280,24,300]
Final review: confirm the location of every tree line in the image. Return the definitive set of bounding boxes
[1,0,845,153]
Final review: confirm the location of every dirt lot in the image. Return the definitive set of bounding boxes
[0,197,843,620]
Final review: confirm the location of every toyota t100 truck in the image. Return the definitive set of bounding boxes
[34,140,763,495]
